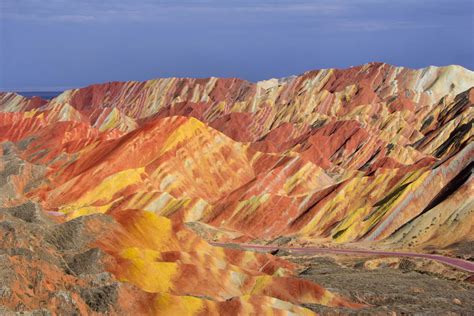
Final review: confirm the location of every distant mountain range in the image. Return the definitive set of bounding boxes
[0,62,472,314]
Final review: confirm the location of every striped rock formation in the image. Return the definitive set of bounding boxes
[1,202,361,314]
[0,62,473,313]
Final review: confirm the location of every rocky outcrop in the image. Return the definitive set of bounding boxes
[0,62,473,313]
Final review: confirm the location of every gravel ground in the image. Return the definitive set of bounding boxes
[288,255,474,315]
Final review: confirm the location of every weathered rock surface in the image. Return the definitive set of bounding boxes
[0,62,473,314]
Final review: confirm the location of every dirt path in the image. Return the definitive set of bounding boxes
[210,242,474,273]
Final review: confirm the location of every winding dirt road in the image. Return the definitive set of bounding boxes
[210,242,474,273]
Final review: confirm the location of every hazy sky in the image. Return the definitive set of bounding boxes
[1,0,473,91]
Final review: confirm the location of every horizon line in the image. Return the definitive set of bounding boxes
[2,62,472,93]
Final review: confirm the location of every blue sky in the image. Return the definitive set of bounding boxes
[1,0,473,91]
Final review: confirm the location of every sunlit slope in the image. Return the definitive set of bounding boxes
[1,62,473,313]
[0,62,472,248]
[0,202,362,315]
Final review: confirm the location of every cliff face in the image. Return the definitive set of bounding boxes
[0,62,472,313]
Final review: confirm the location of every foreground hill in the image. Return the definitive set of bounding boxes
[0,62,473,313]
